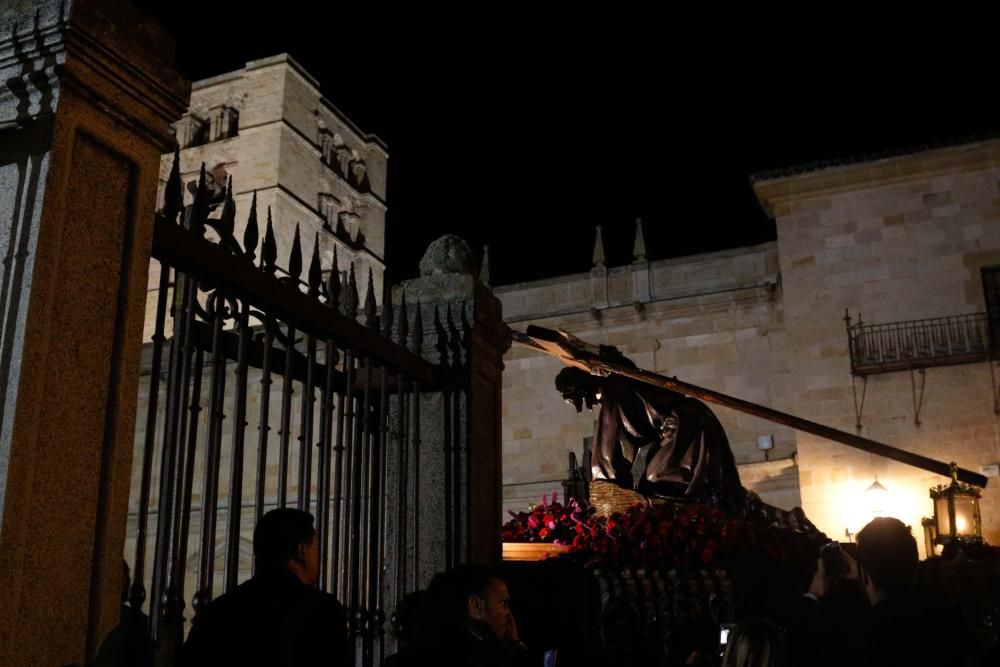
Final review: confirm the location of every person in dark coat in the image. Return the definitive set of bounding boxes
[182,508,348,666]
[404,564,534,667]
[855,517,975,667]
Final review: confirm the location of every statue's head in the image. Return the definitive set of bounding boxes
[555,367,602,412]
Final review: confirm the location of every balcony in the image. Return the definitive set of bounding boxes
[846,311,993,376]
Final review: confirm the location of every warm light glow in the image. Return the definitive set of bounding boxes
[844,479,898,535]
[839,476,928,554]
[954,499,977,537]
[830,474,940,560]
[865,480,888,516]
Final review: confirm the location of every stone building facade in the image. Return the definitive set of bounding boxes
[498,140,1000,556]
[144,54,388,340]
[755,139,1000,554]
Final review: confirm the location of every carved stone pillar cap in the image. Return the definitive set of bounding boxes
[419,234,476,277]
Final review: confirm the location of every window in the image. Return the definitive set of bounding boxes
[983,265,1000,351]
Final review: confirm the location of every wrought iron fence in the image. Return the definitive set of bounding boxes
[128,154,452,666]
[845,311,992,375]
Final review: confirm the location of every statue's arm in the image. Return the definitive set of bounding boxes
[590,396,620,482]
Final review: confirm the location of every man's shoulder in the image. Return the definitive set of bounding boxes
[299,587,348,630]
[188,586,243,630]
[300,585,345,610]
[190,576,281,625]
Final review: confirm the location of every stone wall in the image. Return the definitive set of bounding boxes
[755,140,1000,553]
[500,141,1000,557]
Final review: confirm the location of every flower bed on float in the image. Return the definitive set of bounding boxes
[502,493,819,574]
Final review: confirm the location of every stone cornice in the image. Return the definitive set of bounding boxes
[752,138,1000,218]
[0,0,188,148]
[217,53,387,153]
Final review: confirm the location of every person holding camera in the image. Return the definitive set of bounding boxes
[777,537,868,667]
[855,517,975,667]
[787,517,977,667]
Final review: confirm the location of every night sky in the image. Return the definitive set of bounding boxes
[134,3,999,285]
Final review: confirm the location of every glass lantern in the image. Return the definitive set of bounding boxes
[930,462,982,545]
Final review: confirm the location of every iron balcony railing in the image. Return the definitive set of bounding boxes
[845,311,993,375]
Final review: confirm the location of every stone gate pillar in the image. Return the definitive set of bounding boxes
[383,235,511,617]
[0,1,187,664]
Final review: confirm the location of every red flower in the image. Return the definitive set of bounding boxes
[504,495,817,578]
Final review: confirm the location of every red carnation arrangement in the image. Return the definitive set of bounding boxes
[502,493,594,545]
[503,494,812,572]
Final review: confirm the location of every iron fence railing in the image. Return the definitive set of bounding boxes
[130,154,458,667]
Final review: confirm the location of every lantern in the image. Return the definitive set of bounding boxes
[930,462,982,546]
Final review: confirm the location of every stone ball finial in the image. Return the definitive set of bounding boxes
[419,234,476,276]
